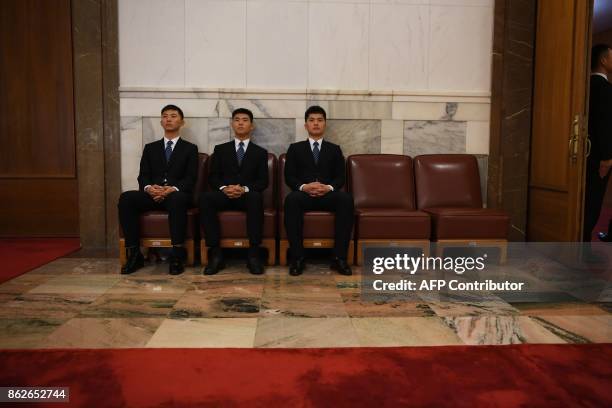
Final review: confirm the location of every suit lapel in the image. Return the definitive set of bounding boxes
[304,140,317,168]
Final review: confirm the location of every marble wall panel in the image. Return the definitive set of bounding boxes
[381,120,404,154]
[185,0,246,88]
[118,0,184,87]
[207,119,234,152]
[393,102,448,121]
[325,120,382,157]
[251,119,296,157]
[246,1,308,89]
[217,100,306,119]
[120,117,142,192]
[466,121,490,155]
[403,120,466,157]
[370,4,429,90]
[429,5,493,92]
[120,99,219,118]
[328,101,392,120]
[308,2,369,89]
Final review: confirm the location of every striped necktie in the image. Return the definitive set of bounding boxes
[237,141,245,165]
[312,141,320,164]
[165,140,173,162]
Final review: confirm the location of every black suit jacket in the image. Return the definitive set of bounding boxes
[208,141,269,192]
[284,140,345,191]
[137,138,199,194]
[588,75,612,162]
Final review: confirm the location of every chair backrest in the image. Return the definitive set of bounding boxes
[413,154,482,209]
[347,154,416,210]
[192,153,209,207]
[263,153,277,210]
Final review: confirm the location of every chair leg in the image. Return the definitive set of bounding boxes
[279,240,289,266]
[119,239,126,267]
[186,239,194,266]
[348,240,355,265]
[263,239,275,265]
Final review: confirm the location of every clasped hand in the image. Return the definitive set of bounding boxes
[302,182,331,197]
[222,185,246,199]
[146,185,176,202]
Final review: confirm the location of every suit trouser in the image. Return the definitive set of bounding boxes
[118,190,191,247]
[199,190,264,248]
[284,190,354,259]
[583,158,611,242]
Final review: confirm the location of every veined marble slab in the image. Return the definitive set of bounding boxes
[325,120,382,157]
[403,120,466,156]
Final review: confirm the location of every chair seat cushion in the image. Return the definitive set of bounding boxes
[423,207,509,240]
[356,208,430,239]
[201,210,276,239]
[137,208,198,238]
[280,211,354,239]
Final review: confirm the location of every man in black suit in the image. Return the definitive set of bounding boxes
[284,105,354,276]
[200,108,269,275]
[118,104,199,275]
[583,44,612,245]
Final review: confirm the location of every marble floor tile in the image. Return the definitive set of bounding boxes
[531,315,612,343]
[0,294,99,319]
[341,293,435,317]
[27,275,122,295]
[146,318,257,348]
[512,302,609,316]
[42,318,163,348]
[170,291,261,318]
[261,289,347,318]
[0,293,18,304]
[106,276,190,295]
[254,317,359,348]
[28,258,121,275]
[79,294,181,318]
[442,316,567,345]
[425,291,520,317]
[351,317,463,347]
[0,274,57,294]
[0,318,66,348]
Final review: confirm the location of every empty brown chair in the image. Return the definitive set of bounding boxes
[119,152,209,266]
[414,154,509,262]
[348,154,431,265]
[200,153,277,265]
[278,154,354,265]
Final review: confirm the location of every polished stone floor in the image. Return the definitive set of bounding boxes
[0,255,610,349]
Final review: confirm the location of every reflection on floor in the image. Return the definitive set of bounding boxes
[0,256,610,349]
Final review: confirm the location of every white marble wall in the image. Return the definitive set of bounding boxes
[119,0,494,93]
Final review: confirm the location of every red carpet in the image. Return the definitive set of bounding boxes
[0,238,81,283]
[1,344,610,407]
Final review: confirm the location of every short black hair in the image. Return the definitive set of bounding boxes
[591,44,611,70]
[232,108,253,122]
[161,104,184,119]
[305,105,327,122]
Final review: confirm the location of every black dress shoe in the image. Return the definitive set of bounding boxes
[204,248,225,275]
[121,247,144,275]
[330,257,352,276]
[169,256,185,275]
[598,232,612,242]
[247,257,265,275]
[289,258,305,276]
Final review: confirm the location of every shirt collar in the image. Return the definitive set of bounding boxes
[592,72,608,81]
[235,138,250,149]
[308,137,323,149]
[163,136,180,146]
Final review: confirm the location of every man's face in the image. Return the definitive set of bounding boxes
[231,113,254,139]
[304,113,326,138]
[160,110,184,133]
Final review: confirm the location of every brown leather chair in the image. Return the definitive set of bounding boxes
[348,154,431,265]
[119,152,209,266]
[278,153,354,265]
[414,154,509,262]
[200,153,277,265]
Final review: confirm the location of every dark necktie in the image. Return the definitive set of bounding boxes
[312,141,320,164]
[237,141,245,165]
[165,140,173,162]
